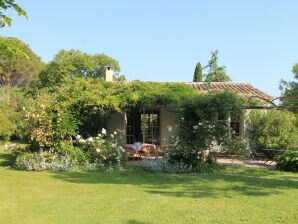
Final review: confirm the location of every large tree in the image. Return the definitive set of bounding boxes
[0,0,28,27]
[38,49,121,88]
[280,63,298,113]
[0,36,44,86]
[204,50,231,82]
[193,62,203,82]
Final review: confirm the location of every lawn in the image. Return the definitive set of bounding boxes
[0,149,297,224]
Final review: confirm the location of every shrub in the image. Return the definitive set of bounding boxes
[15,150,78,172]
[168,91,243,167]
[276,150,298,172]
[75,129,125,167]
[144,155,219,173]
[15,152,45,171]
[55,140,88,166]
[247,110,298,151]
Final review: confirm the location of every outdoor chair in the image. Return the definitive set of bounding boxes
[155,145,169,158]
[123,143,156,159]
[123,145,140,160]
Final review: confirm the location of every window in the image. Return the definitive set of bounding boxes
[141,110,160,145]
[217,110,241,136]
[126,108,160,144]
[230,114,241,135]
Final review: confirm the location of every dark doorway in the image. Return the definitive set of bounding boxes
[126,108,160,144]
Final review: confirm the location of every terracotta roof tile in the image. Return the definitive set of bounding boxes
[185,82,272,100]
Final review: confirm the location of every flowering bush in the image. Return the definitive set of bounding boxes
[75,128,125,167]
[168,91,243,167]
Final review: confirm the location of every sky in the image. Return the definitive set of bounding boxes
[1,0,298,97]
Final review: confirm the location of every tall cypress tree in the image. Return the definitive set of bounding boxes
[193,62,203,82]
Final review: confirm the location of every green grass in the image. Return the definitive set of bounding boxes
[0,149,297,224]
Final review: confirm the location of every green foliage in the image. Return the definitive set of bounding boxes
[0,0,28,27]
[19,77,199,165]
[276,150,298,172]
[193,62,203,82]
[280,63,298,113]
[24,95,78,150]
[0,90,15,140]
[144,154,219,173]
[204,50,232,82]
[37,49,120,88]
[0,36,44,86]
[14,149,80,172]
[224,136,251,158]
[247,110,298,151]
[15,152,45,171]
[0,87,29,141]
[168,91,243,166]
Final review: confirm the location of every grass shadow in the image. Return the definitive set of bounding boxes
[0,151,15,167]
[126,219,153,224]
[50,166,298,199]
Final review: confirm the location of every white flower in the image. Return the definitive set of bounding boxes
[87,137,94,142]
[22,107,26,111]
[79,139,86,143]
[96,148,101,153]
[198,122,202,126]
[193,125,198,130]
[110,134,114,138]
[114,131,117,135]
[76,135,81,139]
[101,128,107,135]
[112,143,117,148]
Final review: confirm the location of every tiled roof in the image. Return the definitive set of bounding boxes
[185,82,272,100]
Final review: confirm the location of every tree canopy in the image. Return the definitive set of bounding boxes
[38,49,121,88]
[193,62,203,82]
[0,0,28,27]
[280,63,298,113]
[0,36,44,86]
[204,50,232,82]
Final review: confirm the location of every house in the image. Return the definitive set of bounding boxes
[104,68,272,145]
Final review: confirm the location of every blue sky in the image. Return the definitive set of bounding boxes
[1,0,298,97]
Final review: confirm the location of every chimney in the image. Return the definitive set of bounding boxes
[105,66,114,82]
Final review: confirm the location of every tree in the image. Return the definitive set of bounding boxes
[204,50,232,82]
[193,62,203,82]
[38,49,121,88]
[0,0,28,27]
[0,36,44,86]
[280,63,298,113]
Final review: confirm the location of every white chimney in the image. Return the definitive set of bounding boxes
[105,66,114,82]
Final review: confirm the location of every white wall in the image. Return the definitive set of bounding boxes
[160,111,178,145]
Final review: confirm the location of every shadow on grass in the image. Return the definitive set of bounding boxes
[50,167,298,199]
[126,219,152,224]
[0,151,15,167]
